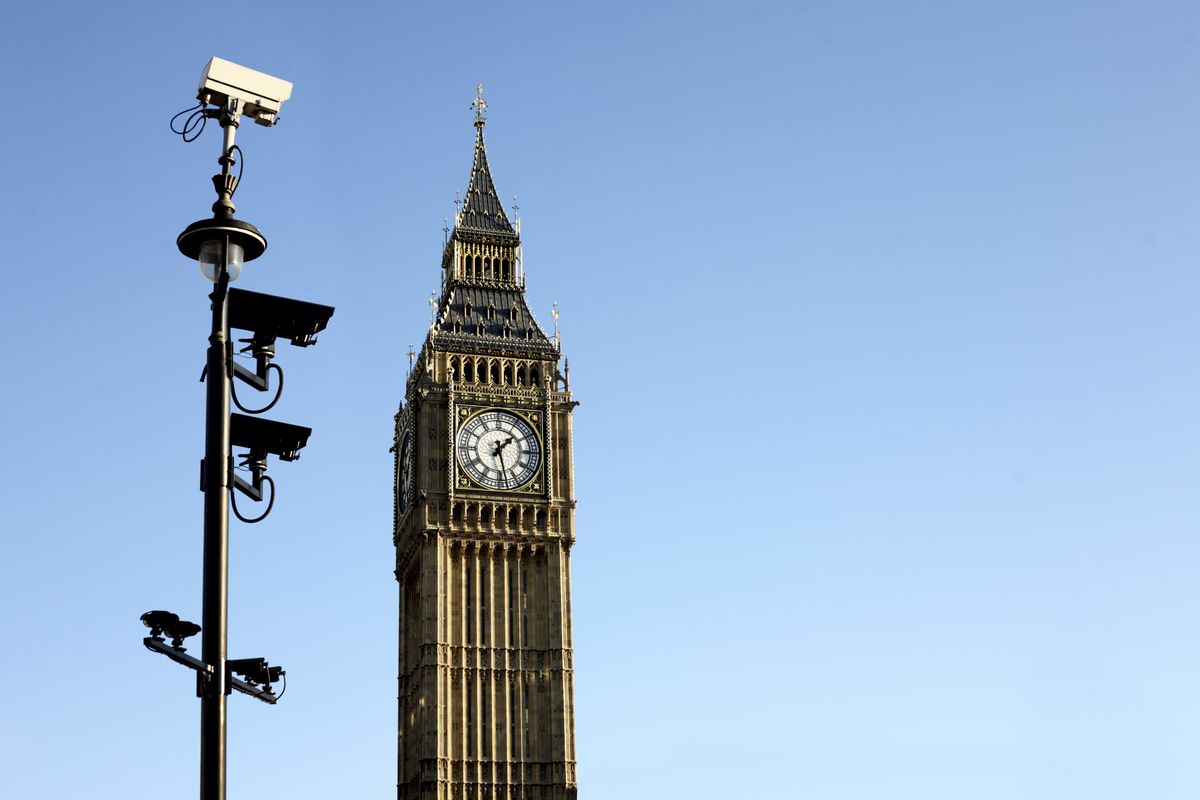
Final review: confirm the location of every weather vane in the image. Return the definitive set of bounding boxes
[472,83,488,124]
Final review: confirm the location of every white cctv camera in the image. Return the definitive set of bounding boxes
[197,57,293,127]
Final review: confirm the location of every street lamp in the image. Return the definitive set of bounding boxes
[143,57,334,800]
[180,218,264,282]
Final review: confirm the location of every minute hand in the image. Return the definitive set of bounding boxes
[496,448,509,488]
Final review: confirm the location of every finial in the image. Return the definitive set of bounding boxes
[442,217,449,245]
[429,292,438,326]
[472,83,488,127]
[453,191,461,224]
[551,302,560,345]
[407,344,416,374]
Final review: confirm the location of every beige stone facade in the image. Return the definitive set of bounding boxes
[393,103,578,800]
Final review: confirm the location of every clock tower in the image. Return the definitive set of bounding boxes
[393,88,579,800]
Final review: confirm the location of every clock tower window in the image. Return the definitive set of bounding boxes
[465,563,473,645]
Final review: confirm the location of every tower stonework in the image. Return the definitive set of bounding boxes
[393,95,579,800]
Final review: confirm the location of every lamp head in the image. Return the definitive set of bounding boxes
[177,218,267,282]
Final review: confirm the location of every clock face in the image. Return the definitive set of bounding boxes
[398,434,413,514]
[456,410,541,490]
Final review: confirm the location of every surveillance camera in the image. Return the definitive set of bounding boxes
[229,289,336,348]
[198,57,293,127]
[163,620,202,649]
[228,658,284,687]
[141,610,180,637]
[231,413,312,462]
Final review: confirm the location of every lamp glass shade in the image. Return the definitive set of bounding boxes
[198,240,244,282]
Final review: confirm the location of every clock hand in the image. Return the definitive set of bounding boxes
[497,449,508,488]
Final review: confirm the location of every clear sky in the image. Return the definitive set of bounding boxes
[1,1,1198,798]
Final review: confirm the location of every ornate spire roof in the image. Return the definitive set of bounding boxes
[456,84,516,237]
[424,85,553,357]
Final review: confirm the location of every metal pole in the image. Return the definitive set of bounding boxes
[199,234,232,800]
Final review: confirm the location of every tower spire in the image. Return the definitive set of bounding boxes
[456,84,515,235]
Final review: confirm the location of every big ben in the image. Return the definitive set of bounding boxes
[393,87,579,800]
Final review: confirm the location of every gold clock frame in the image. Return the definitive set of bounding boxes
[453,405,545,495]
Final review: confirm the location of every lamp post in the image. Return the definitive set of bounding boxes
[143,57,332,800]
[176,99,268,800]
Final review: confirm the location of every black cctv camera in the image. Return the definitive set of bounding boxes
[228,658,285,687]
[141,610,180,638]
[229,288,335,348]
[141,610,201,649]
[230,413,312,462]
[163,619,202,650]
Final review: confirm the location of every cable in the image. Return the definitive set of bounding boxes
[231,474,275,524]
[232,363,284,414]
[227,144,245,197]
[274,672,287,700]
[170,101,208,142]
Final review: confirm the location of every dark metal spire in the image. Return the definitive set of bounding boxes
[457,84,516,236]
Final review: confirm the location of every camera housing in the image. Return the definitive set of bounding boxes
[229,289,335,348]
[197,57,293,127]
[141,610,180,637]
[230,413,312,462]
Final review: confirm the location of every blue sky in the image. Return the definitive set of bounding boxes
[2,1,1199,798]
